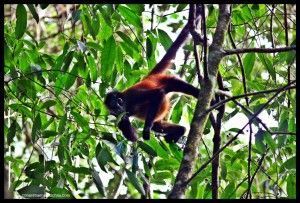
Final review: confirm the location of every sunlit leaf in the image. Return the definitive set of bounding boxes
[243,53,255,80]
[118,5,142,29]
[158,29,173,51]
[125,169,145,196]
[101,36,116,80]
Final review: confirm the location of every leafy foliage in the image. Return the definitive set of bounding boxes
[4,4,296,199]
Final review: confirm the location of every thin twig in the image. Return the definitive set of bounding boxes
[188,4,203,85]
[201,4,208,80]
[284,4,291,109]
[211,73,225,199]
[200,83,296,119]
[270,5,275,53]
[40,26,73,40]
[244,149,269,198]
[223,46,296,56]
[228,23,249,106]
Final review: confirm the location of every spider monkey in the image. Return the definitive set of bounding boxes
[105,8,202,143]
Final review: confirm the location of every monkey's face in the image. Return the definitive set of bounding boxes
[104,91,126,116]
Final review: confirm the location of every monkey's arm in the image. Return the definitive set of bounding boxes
[118,116,138,142]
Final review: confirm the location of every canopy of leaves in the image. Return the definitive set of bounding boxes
[4,4,296,199]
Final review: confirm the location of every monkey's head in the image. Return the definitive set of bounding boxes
[104,90,126,117]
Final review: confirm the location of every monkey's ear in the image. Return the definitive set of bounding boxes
[117,98,124,106]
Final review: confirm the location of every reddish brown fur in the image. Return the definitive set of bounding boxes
[123,74,174,121]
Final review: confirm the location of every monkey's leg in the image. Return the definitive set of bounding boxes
[152,121,186,143]
[164,77,200,98]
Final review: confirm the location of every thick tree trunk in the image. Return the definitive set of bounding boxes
[168,4,231,199]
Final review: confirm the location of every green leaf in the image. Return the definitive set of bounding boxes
[91,170,106,197]
[220,162,227,180]
[42,130,57,138]
[132,150,139,173]
[9,104,32,118]
[282,156,296,170]
[154,158,179,171]
[65,62,78,90]
[147,137,169,158]
[18,185,45,198]
[107,169,123,198]
[288,112,296,132]
[127,4,144,16]
[169,143,183,161]
[171,99,183,123]
[83,14,96,39]
[61,51,74,72]
[101,36,116,80]
[7,120,17,145]
[153,171,172,180]
[41,100,56,109]
[58,114,67,134]
[87,55,98,82]
[117,31,138,53]
[64,165,91,175]
[32,113,41,142]
[118,5,142,29]
[158,29,173,51]
[254,129,266,154]
[125,169,145,196]
[264,133,276,152]
[138,141,157,157]
[221,182,236,198]
[27,4,39,23]
[258,53,276,81]
[15,4,27,39]
[79,143,89,157]
[65,173,78,190]
[286,174,296,198]
[176,4,188,12]
[279,109,289,132]
[243,53,255,80]
[71,111,89,129]
[57,145,65,164]
[96,146,118,172]
[146,37,153,59]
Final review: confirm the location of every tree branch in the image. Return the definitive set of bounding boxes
[244,149,269,198]
[202,83,296,118]
[284,4,291,109]
[168,5,231,199]
[184,81,294,186]
[223,46,295,56]
[201,4,208,80]
[211,73,225,199]
[189,4,203,84]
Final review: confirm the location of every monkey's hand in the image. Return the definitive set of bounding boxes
[143,127,151,140]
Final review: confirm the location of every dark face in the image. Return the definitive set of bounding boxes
[104,91,126,116]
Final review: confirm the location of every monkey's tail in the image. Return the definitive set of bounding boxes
[148,24,190,75]
[148,6,202,76]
